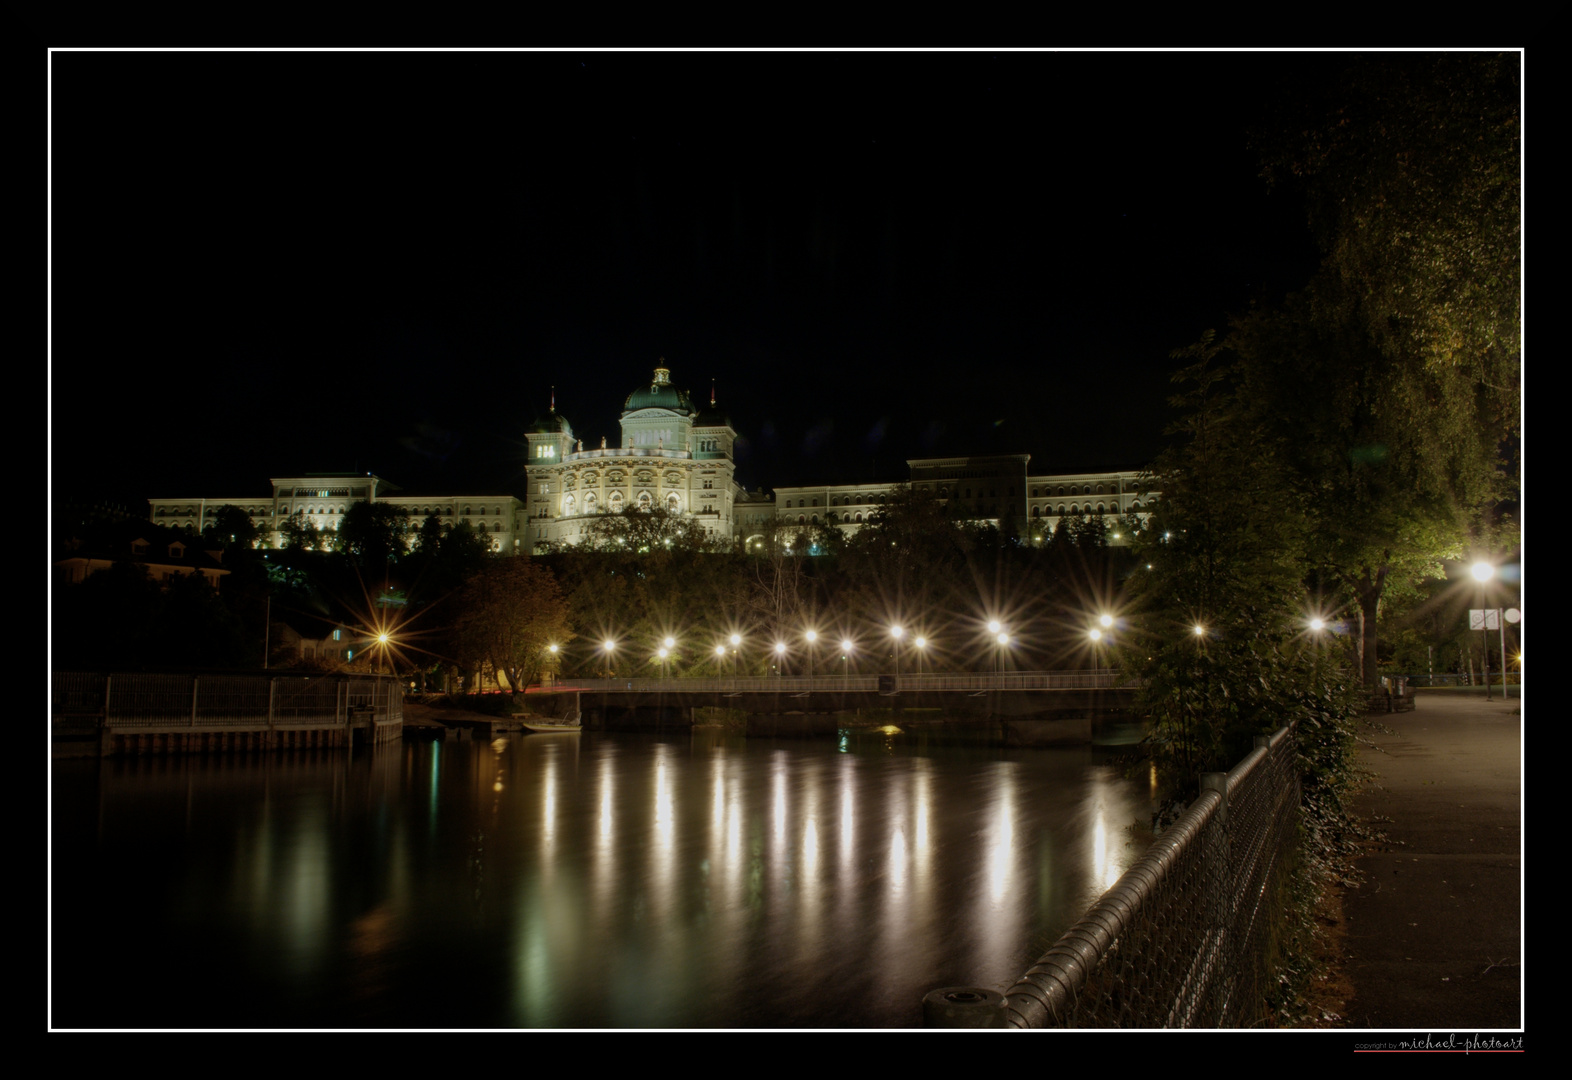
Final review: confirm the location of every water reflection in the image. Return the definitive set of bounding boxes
[52,733,1152,1029]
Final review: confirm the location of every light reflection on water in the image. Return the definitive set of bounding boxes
[52,730,1152,1029]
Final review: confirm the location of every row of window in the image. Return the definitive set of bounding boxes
[561,492,683,515]
[1032,483,1119,497]
[785,492,891,509]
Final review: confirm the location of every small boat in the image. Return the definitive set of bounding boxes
[518,715,582,734]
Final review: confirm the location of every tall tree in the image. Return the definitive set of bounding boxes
[1239,54,1520,686]
[334,500,412,568]
[1257,53,1520,402]
[451,558,573,693]
[1230,285,1495,687]
[202,504,261,549]
[1127,336,1357,804]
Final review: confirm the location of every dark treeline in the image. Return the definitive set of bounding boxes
[540,492,1145,679]
[51,493,1145,687]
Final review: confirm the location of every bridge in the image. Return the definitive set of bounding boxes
[530,669,1141,742]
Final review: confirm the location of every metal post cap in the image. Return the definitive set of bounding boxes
[922,987,1008,1028]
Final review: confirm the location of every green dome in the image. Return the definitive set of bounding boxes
[530,410,573,435]
[623,364,695,415]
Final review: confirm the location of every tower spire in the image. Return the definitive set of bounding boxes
[710,379,716,407]
[550,385,556,412]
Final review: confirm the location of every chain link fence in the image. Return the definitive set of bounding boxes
[1003,724,1299,1028]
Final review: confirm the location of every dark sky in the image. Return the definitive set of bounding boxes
[50,50,1330,508]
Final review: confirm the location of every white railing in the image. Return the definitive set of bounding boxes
[542,669,1132,694]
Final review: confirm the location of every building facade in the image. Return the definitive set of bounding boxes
[149,362,1154,550]
[149,475,527,553]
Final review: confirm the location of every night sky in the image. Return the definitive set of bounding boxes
[50,50,1330,509]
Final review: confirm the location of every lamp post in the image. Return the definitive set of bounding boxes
[841,639,853,681]
[891,625,904,679]
[1471,561,1495,700]
[914,636,927,679]
[602,639,616,679]
[805,629,818,683]
[730,633,742,678]
[774,640,787,677]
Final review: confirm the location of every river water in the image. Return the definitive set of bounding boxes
[51,728,1155,1029]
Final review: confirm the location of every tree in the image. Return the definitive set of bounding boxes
[202,504,260,549]
[1239,55,1520,687]
[334,500,412,568]
[1231,282,1500,688]
[278,510,324,551]
[1126,335,1361,816]
[584,507,716,555]
[1257,53,1520,402]
[451,559,573,692]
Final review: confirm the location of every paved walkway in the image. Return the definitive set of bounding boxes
[1342,690,1522,1030]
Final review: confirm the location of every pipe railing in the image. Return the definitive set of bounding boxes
[543,669,1133,694]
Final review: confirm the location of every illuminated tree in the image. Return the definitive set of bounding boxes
[278,510,323,551]
[1257,53,1519,400]
[451,558,573,693]
[202,504,260,549]
[334,500,412,568]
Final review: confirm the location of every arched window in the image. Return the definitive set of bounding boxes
[667,493,680,513]
[610,491,623,512]
[638,491,652,511]
[563,494,576,516]
[854,512,863,523]
[585,492,598,514]
[1032,506,1041,518]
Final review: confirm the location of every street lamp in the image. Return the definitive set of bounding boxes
[891,625,905,678]
[805,629,818,682]
[841,638,854,681]
[1471,561,1496,700]
[774,640,787,677]
[914,636,927,678]
[996,632,1009,676]
[602,639,616,678]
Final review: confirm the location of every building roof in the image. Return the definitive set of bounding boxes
[530,410,574,435]
[622,363,696,416]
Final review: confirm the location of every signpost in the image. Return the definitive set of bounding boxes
[1469,608,1501,699]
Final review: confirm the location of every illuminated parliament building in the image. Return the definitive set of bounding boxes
[147,364,1153,551]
